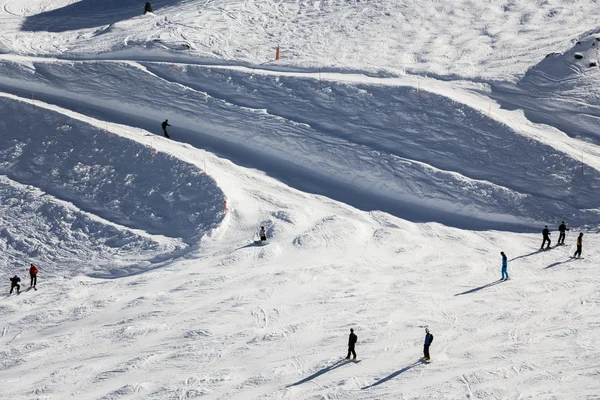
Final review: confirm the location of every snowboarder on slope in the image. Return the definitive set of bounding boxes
[144,2,153,14]
[161,119,171,138]
[541,225,551,250]
[574,233,583,258]
[423,327,433,361]
[259,226,267,242]
[29,264,38,289]
[9,275,20,295]
[558,221,569,245]
[501,252,509,281]
[346,328,357,360]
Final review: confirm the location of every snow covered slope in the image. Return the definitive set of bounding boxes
[1,0,599,399]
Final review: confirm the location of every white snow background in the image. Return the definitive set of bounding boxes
[0,0,599,399]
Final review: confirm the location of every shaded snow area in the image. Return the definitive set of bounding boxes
[0,96,224,277]
[1,0,600,399]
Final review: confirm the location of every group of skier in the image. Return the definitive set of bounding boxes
[540,221,583,257]
[8,264,38,296]
[501,221,585,281]
[345,326,433,363]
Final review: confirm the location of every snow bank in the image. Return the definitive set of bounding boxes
[0,96,224,277]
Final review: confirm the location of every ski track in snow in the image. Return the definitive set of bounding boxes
[0,1,599,399]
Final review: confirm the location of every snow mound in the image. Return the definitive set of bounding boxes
[522,32,600,82]
[0,96,224,277]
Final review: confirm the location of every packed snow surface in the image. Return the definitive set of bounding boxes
[1,0,600,399]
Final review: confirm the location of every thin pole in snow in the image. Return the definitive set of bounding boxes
[31,92,35,109]
[582,149,584,175]
[488,105,491,119]
[418,82,421,97]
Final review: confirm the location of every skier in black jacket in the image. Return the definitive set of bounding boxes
[423,327,434,361]
[541,225,551,249]
[161,119,171,138]
[144,2,153,14]
[9,275,20,295]
[346,328,357,359]
[558,221,569,245]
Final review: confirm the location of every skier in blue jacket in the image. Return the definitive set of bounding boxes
[423,327,433,361]
[501,251,509,281]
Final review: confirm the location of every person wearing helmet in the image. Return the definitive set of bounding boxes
[423,327,434,361]
[346,328,357,360]
[558,221,569,245]
[541,225,551,250]
[259,226,267,241]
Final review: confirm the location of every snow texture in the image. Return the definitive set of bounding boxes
[0,1,599,399]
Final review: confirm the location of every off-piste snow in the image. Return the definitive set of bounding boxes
[0,1,599,399]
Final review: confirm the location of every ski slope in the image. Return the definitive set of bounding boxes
[1,1,600,399]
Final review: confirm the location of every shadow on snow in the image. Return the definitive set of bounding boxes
[286,359,357,387]
[455,280,505,296]
[361,360,422,389]
[21,0,183,33]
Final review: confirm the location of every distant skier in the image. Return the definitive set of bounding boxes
[29,263,38,290]
[558,221,569,245]
[346,328,357,360]
[574,233,583,258]
[9,275,20,295]
[259,226,267,242]
[161,119,171,138]
[144,2,153,14]
[423,327,433,362]
[500,251,509,281]
[541,225,551,250]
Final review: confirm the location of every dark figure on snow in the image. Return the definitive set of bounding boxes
[500,251,509,281]
[346,328,357,360]
[541,225,551,250]
[144,2,153,14]
[9,275,20,295]
[259,226,267,241]
[161,119,171,138]
[423,327,433,361]
[29,264,38,289]
[558,221,569,245]
[574,233,583,258]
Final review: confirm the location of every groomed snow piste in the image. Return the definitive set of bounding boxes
[0,1,599,399]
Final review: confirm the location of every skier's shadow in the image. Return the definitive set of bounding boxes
[286,359,352,387]
[455,280,504,296]
[544,258,575,269]
[233,241,266,251]
[509,250,541,262]
[361,360,421,389]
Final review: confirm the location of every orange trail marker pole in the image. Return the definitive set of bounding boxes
[275,46,280,61]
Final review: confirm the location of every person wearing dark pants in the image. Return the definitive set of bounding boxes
[558,221,569,245]
[144,2,153,14]
[161,119,171,138]
[9,275,21,295]
[501,252,509,281]
[29,264,38,289]
[423,327,433,361]
[541,225,551,249]
[346,328,357,359]
[574,233,583,258]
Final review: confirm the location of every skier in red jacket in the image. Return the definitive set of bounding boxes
[29,264,38,290]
